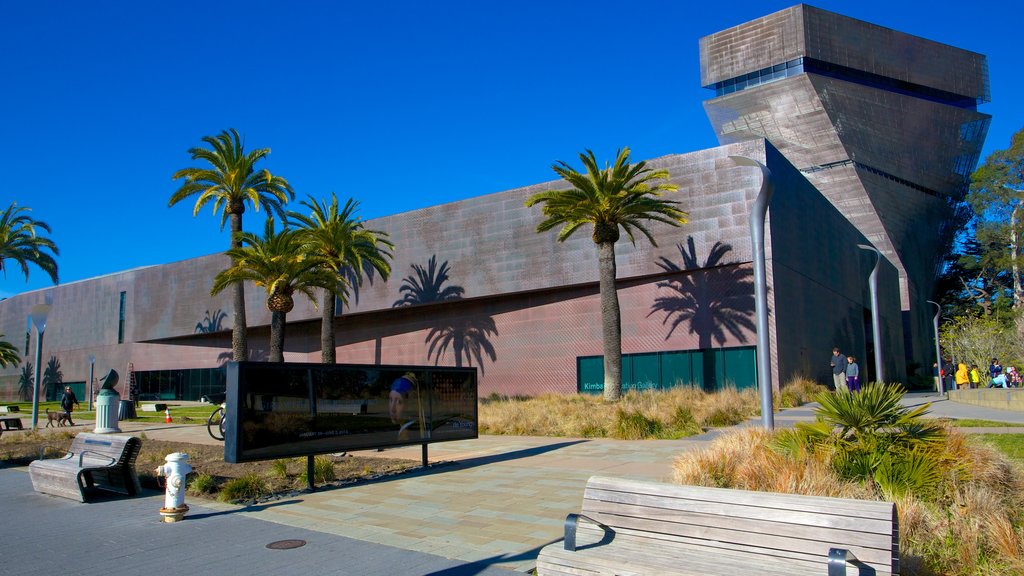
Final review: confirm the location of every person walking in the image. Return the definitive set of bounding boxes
[831,348,849,392]
[942,358,955,392]
[845,356,860,392]
[60,385,80,426]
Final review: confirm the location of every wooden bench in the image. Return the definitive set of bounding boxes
[28,433,143,502]
[0,416,23,430]
[537,476,899,576]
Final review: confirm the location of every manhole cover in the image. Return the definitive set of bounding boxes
[266,539,306,550]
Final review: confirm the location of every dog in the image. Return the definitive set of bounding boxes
[45,408,71,428]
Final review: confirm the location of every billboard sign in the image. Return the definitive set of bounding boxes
[224,361,478,463]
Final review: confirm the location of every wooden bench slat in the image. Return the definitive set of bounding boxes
[587,475,896,520]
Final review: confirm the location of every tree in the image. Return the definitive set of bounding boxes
[0,202,59,284]
[938,314,1018,372]
[211,220,338,363]
[288,194,394,363]
[967,127,1024,311]
[0,335,20,368]
[526,148,687,401]
[169,129,294,362]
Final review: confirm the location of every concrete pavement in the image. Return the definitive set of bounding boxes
[3,392,1023,574]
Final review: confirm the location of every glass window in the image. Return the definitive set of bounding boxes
[117,291,126,344]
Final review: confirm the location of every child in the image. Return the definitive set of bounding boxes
[1008,366,1022,388]
[969,365,981,389]
[846,356,860,392]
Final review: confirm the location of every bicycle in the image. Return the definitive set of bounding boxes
[207,403,226,441]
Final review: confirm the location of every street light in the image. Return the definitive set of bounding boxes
[857,244,884,384]
[927,300,942,395]
[88,354,96,411]
[29,296,52,430]
[730,155,775,430]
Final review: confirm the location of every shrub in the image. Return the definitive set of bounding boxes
[299,455,336,485]
[613,409,662,439]
[187,473,217,496]
[270,459,289,479]
[218,473,268,502]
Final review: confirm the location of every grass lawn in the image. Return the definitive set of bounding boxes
[1,401,217,424]
[975,433,1024,463]
[933,418,1024,428]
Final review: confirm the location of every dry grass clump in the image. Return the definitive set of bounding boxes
[478,386,760,439]
[672,425,1024,576]
[776,377,826,409]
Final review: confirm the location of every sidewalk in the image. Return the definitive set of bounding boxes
[4,392,1023,574]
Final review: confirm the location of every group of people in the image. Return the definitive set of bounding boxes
[941,357,1023,390]
[830,347,862,392]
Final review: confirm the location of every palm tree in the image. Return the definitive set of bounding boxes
[288,194,394,363]
[169,128,294,362]
[0,336,20,368]
[526,148,687,401]
[211,220,339,363]
[0,202,59,284]
[392,256,464,307]
[18,363,33,402]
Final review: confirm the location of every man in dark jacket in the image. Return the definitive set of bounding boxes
[60,386,80,426]
[831,348,848,391]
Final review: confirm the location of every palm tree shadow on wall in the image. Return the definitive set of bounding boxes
[217,347,269,365]
[393,255,498,373]
[648,237,755,390]
[195,309,228,334]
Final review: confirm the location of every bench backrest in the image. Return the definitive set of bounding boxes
[581,476,898,575]
[69,433,140,464]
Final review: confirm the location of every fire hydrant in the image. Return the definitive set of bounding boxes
[155,452,192,522]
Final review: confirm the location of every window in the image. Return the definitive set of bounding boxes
[118,291,126,344]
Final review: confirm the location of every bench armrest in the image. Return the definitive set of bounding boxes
[563,513,611,551]
[77,450,117,467]
[828,547,860,576]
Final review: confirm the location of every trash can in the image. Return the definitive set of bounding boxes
[94,389,121,433]
[118,399,136,420]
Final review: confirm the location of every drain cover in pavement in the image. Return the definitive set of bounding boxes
[266,539,306,550]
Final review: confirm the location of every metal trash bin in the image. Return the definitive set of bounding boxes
[118,399,136,420]
[94,389,121,433]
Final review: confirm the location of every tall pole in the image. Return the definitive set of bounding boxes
[927,300,942,395]
[29,300,52,431]
[88,354,96,412]
[857,245,884,383]
[730,155,775,430]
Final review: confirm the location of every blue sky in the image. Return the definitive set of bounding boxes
[2,0,1021,298]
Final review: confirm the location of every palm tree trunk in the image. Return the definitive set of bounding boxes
[598,241,623,401]
[230,212,248,362]
[270,311,286,363]
[321,290,336,364]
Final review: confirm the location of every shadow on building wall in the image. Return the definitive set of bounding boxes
[195,309,228,334]
[648,237,755,389]
[393,255,498,373]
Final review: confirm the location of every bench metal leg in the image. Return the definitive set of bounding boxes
[828,547,860,576]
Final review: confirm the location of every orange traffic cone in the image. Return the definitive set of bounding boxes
[165,408,172,423]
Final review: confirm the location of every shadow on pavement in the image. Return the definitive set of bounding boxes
[423,541,557,575]
[187,498,303,520]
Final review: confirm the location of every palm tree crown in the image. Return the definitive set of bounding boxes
[0,202,59,284]
[288,194,394,363]
[169,128,294,229]
[0,335,20,368]
[525,147,686,246]
[526,147,687,401]
[211,220,339,362]
[169,128,293,362]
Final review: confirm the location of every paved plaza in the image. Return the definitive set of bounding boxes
[3,392,1023,574]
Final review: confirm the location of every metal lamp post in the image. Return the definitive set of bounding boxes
[29,298,52,430]
[730,155,775,430]
[88,354,96,411]
[857,244,884,384]
[926,300,942,394]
